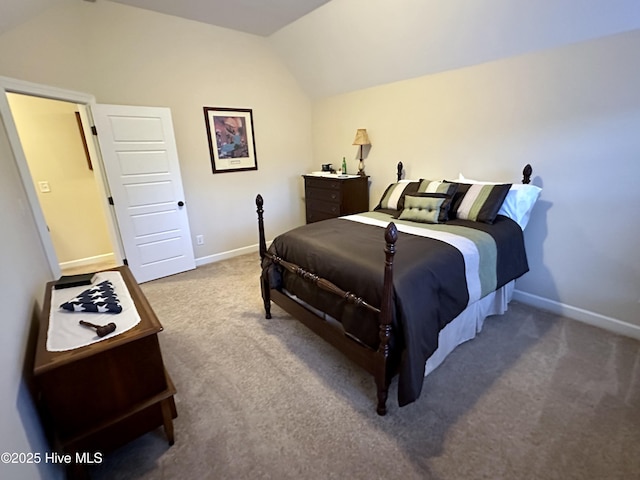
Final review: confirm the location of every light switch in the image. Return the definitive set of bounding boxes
[38,181,51,193]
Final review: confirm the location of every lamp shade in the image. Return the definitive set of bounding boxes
[352,129,370,146]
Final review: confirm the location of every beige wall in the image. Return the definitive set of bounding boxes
[312,30,640,328]
[0,114,59,479]
[0,0,313,259]
[0,3,311,476]
[0,2,636,332]
[7,93,113,264]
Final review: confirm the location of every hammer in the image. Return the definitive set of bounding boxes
[79,320,117,337]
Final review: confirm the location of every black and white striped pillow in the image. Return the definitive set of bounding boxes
[375,181,419,211]
[455,183,512,223]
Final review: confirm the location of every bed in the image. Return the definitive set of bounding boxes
[256,163,539,415]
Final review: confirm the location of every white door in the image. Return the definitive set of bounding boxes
[91,104,195,283]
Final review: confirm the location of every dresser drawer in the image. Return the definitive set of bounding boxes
[306,198,340,216]
[305,208,337,223]
[305,176,341,191]
[306,187,341,204]
[303,175,369,224]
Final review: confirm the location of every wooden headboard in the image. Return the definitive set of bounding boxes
[395,161,532,184]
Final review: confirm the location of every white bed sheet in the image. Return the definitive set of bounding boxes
[424,280,514,376]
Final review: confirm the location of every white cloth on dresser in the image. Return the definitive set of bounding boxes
[47,271,141,352]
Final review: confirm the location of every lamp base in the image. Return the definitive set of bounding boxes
[358,159,365,176]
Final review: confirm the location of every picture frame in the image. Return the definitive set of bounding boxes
[75,111,92,170]
[203,107,258,174]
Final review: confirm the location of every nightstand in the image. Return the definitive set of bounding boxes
[303,174,369,223]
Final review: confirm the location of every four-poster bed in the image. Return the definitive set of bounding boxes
[256,163,536,414]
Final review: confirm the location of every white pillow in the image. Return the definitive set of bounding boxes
[457,173,541,230]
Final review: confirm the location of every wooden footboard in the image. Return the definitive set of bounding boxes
[255,194,397,415]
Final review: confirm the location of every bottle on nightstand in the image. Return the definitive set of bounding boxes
[342,157,347,175]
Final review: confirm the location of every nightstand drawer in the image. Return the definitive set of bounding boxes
[306,187,341,204]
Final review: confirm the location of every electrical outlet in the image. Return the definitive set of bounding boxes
[196,235,204,245]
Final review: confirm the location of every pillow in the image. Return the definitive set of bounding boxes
[443,181,471,219]
[457,174,542,229]
[417,179,458,196]
[454,183,512,224]
[397,192,453,222]
[398,195,445,224]
[456,174,496,185]
[375,180,419,211]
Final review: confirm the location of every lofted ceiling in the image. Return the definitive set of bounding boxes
[107,0,332,36]
[1,0,332,37]
[2,0,640,98]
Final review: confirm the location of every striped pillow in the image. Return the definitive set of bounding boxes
[417,179,458,196]
[455,183,512,223]
[375,181,419,211]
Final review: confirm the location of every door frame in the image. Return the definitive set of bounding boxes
[0,76,125,277]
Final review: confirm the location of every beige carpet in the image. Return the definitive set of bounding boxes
[90,253,640,479]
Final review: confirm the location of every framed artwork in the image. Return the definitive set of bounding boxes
[203,107,258,174]
[75,111,92,170]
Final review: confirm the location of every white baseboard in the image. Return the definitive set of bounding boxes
[195,243,262,267]
[513,289,640,341]
[59,253,115,269]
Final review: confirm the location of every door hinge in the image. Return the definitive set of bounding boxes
[123,258,129,266]
[91,125,98,135]
[108,196,114,205]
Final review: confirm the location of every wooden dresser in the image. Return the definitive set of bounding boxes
[303,174,369,223]
[33,266,176,478]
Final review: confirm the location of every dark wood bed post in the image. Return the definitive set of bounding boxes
[396,161,403,182]
[375,222,398,416]
[523,164,532,184]
[256,194,272,319]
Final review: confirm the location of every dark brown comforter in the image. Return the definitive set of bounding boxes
[262,212,528,406]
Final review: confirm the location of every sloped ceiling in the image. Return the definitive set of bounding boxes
[0,0,331,37]
[1,0,640,98]
[269,0,640,98]
[109,0,332,36]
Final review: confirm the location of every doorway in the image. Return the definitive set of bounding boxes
[0,76,125,278]
[1,76,195,283]
[6,93,118,275]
